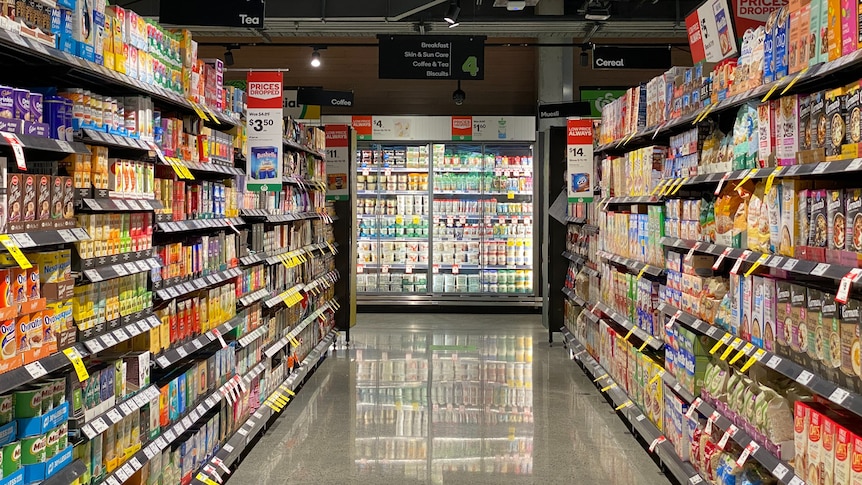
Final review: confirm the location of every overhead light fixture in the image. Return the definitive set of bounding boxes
[579,48,589,67]
[448,21,460,28]
[444,0,461,24]
[507,0,527,10]
[310,49,321,68]
[224,48,234,66]
[584,1,611,20]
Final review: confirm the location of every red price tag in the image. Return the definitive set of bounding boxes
[712,248,732,270]
[452,264,459,274]
[405,265,414,274]
[357,264,364,274]
[836,268,862,304]
[432,265,440,274]
[2,132,26,170]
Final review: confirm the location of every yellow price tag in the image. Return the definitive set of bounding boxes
[740,349,765,372]
[166,158,186,179]
[395,215,403,224]
[593,373,609,382]
[191,103,210,121]
[615,400,633,411]
[507,191,515,200]
[291,337,301,347]
[735,168,758,189]
[639,336,653,351]
[326,242,336,254]
[412,215,420,225]
[744,254,770,277]
[196,473,220,485]
[729,349,748,365]
[623,327,636,341]
[650,180,668,196]
[601,382,618,392]
[648,371,664,386]
[720,338,742,361]
[671,177,689,195]
[764,166,783,194]
[178,161,195,180]
[709,337,727,355]
[762,80,783,102]
[637,266,649,280]
[395,401,402,411]
[0,235,32,269]
[781,67,809,95]
[63,347,90,382]
[203,105,220,125]
[412,402,419,411]
[284,388,296,396]
[661,179,678,196]
[265,402,280,412]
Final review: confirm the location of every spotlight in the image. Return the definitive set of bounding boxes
[444,0,460,24]
[579,49,589,67]
[224,48,234,66]
[310,49,321,68]
[584,1,611,20]
[452,80,466,105]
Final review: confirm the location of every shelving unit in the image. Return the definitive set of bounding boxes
[0,24,343,485]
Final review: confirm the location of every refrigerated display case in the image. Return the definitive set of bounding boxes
[321,115,540,307]
[355,142,537,305]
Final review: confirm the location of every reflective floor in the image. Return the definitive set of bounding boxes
[228,313,673,485]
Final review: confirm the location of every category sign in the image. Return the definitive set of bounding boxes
[283,89,321,120]
[591,46,673,70]
[686,0,739,63]
[537,101,591,119]
[566,119,594,203]
[246,71,283,192]
[159,0,265,28]
[297,88,355,108]
[377,35,485,80]
[325,125,350,201]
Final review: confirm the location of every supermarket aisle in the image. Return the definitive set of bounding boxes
[227,314,671,485]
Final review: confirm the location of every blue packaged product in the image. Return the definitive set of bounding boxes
[250,146,278,179]
[43,96,64,141]
[774,7,789,79]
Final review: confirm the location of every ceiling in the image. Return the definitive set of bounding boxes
[114,0,695,39]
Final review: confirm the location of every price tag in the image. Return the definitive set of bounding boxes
[143,445,157,460]
[156,356,170,368]
[712,247,732,270]
[63,347,90,381]
[113,328,129,341]
[720,338,742,360]
[115,466,130,482]
[772,463,790,480]
[714,172,730,195]
[836,268,862,304]
[829,387,851,405]
[717,424,738,449]
[710,333,732,354]
[686,398,702,419]
[1,132,27,170]
[666,310,682,330]
[0,235,32,269]
[213,328,228,348]
[119,402,133,415]
[113,199,129,211]
[177,347,188,358]
[106,408,123,424]
[849,158,862,172]
[91,417,109,434]
[736,441,760,467]
[706,326,720,337]
[648,436,666,452]
[813,161,830,174]
[744,253,770,277]
[796,369,814,385]
[811,263,830,276]
[24,361,48,379]
[155,437,168,449]
[730,250,752,275]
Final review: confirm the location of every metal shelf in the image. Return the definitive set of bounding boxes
[154,267,242,301]
[80,197,163,212]
[659,302,862,420]
[81,257,160,283]
[662,237,862,283]
[78,129,151,151]
[284,138,324,158]
[0,131,89,155]
[156,217,245,234]
[559,328,704,485]
[7,227,90,248]
[153,314,245,369]
[79,311,159,355]
[79,386,161,442]
[597,250,664,278]
[263,300,338,358]
[592,301,664,350]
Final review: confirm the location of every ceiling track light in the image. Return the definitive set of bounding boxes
[444,0,461,24]
[224,44,238,66]
[310,48,321,67]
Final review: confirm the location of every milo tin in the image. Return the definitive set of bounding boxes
[45,426,59,458]
[39,382,53,413]
[47,378,65,407]
[57,421,67,450]
[13,386,42,418]
[20,434,44,464]
[2,440,20,476]
[0,394,12,425]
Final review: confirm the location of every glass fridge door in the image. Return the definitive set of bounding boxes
[430,143,487,295]
[480,144,535,296]
[356,144,431,296]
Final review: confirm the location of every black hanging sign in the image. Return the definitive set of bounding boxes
[377,35,486,80]
[159,0,265,28]
[296,88,355,108]
[592,46,672,70]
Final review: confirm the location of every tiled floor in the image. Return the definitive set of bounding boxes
[227,313,672,485]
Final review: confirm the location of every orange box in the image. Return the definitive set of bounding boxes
[0,318,20,373]
[828,0,843,60]
[26,267,39,300]
[16,312,40,364]
[834,421,853,485]
[10,268,25,304]
[0,269,11,308]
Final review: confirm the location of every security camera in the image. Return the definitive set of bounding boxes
[452,81,466,105]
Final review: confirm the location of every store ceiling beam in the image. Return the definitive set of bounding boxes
[185,20,683,38]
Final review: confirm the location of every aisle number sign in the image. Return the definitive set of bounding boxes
[566,118,594,203]
[246,72,284,192]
